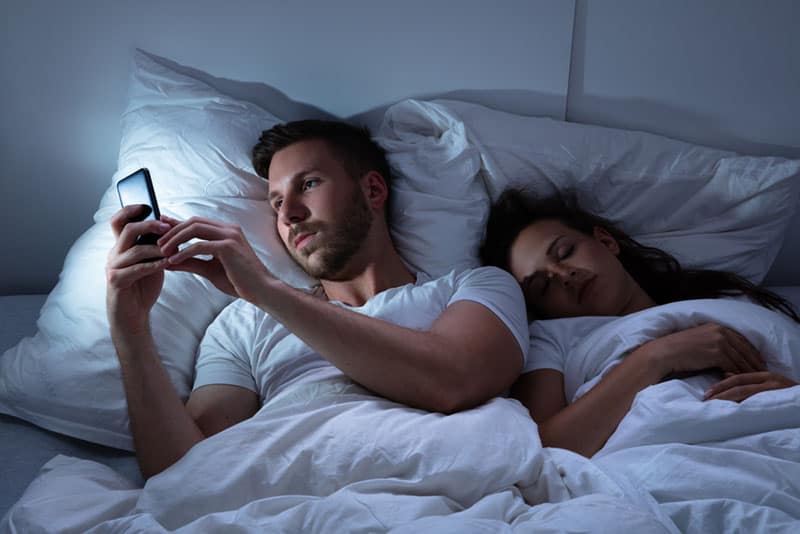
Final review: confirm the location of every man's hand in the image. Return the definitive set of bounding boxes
[157,216,274,304]
[643,323,766,378]
[704,371,797,402]
[106,205,173,330]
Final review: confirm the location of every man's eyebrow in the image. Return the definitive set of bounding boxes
[268,167,320,200]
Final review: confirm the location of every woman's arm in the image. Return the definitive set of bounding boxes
[514,322,767,457]
[512,347,663,457]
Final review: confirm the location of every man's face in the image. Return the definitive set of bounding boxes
[268,139,373,280]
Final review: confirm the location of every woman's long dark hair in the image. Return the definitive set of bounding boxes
[480,188,800,323]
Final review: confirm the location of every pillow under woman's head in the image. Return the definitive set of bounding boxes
[377,99,800,285]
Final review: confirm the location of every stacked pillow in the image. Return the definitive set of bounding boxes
[377,99,800,284]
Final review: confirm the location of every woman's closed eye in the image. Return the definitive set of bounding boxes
[557,244,574,260]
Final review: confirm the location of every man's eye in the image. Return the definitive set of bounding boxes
[558,245,574,260]
[303,179,319,191]
[273,199,283,211]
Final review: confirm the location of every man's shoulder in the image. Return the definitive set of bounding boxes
[450,265,519,288]
[414,266,523,310]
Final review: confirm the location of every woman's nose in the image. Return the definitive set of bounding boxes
[549,265,573,284]
[550,265,585,288]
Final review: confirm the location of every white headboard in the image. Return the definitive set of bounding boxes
[2,0,797,294]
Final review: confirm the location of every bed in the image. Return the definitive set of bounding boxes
[2,10,800,533]
[2,291,800,531]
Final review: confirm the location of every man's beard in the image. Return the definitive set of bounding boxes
[289,188,373,280]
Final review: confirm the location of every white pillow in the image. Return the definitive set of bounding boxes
[378,99,800,283]
[378,100,488,278]
[0,50,314,450]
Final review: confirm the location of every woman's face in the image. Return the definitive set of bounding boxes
[508,219,648,318]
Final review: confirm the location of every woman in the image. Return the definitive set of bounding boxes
[480,188,799,457]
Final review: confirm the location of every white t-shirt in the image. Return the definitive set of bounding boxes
[524,295,765,376]
[193,266,529,407]
[523,296,771,403]
[523,316,618,375]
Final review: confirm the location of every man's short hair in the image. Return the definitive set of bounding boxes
[252,120,392,191]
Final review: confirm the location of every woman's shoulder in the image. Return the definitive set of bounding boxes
[530,316,620,359]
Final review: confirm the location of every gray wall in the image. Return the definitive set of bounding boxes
[1,0,798,294]
[569,0,799,158]
[0,0,574,294]
[568,0,800,284]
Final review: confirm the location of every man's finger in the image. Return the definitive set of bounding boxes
[164,257,216,277]
[156,217,233,248]
[114,219,172,255]
[107,259,168,289]
[110,205,152,238]
[108,243,166,269]
[159,223,235,256]
[166,240,228,265]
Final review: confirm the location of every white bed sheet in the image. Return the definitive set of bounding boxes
[2,288,800,529]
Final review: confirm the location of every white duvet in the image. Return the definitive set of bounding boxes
[1,395,673,533]
[569,299,800,532]
[3,299,799,533]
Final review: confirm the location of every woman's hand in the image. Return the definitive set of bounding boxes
[641,323,766,378]
[157,216,275,304]
[704,371,797,402]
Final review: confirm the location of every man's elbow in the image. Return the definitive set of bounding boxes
[430,360,519,414]
[429,392,476,415]
[428,377,499,415]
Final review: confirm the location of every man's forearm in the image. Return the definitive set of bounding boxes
[111,322,205,478]
[253,279,518,413]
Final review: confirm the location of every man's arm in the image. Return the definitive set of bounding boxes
[257,289,522,413]
[112,323,258,478]
[159,218,524,413]
[107,207,259,479]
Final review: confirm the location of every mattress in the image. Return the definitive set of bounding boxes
[2,288,800,518]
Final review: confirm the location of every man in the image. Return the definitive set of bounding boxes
[106,120,529,479]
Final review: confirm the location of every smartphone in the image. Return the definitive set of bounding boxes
[116,167,161,246]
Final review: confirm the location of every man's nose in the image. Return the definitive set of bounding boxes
[278,196,309,225]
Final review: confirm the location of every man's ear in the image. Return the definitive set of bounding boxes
[593,226,620,256]
[361,171,388,212]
